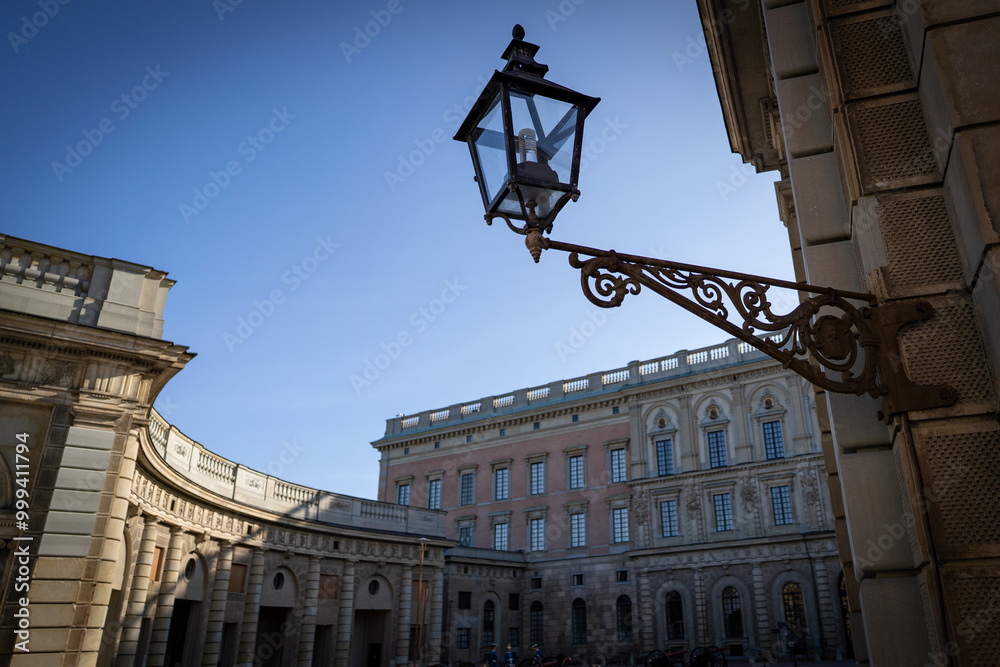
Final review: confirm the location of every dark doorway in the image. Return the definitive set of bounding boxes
[366,642,382,667]
[163,599,191,667]
[255,606,292,667]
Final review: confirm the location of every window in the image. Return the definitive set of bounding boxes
[482,600,495,645]
[494,467,509,501]
[616,569,629,583]
[529,517,545,552]
[722,587,744,637]
[529,460,545,495]
[426,479,441,510]
[708,431,728,467]
[572,573,584,586]
[660,499,679,537]
[458,591,472,609]
[713,493,734,532]
[771,485,794,525]
[570,513,586,548]
[783,582,807,631]
[572,414,579,423]
[456,627,470,648]
[534,422,540,430]
[613,406,619,415]
[228,563,247,593]
[616,595,634,642]
[763,420,785,459]
[529,602,544,645]
[610,448,627,483]
[404,447,409,455]
[493,522,508,551]
[568,454,584,489]
[458,524,473,547]
[434,441,439,449]
[656,438,674,476]
[666,591,685,640]
[509,593,520,611]
[509,627,520,647]
[396,483,410,506]
[466,435,472,443]
[530,577,542,590]
[499,428,505,437]
[571,599,587,644]
[612,507,629,543]
[459,472,475,506]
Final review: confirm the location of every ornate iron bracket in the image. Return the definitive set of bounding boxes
[484,217,957,423]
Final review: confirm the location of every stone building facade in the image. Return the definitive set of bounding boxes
[372,339,848,662]
[0,234,449,666]
[695,1,1000,665]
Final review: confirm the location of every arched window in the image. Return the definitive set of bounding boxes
[482,599,496,645]
[616,595,633,642]
[571,598,587,644]
[722,587,744,638]
[783,582,806,632]
[665,591,685,640]
[529,601,544,646]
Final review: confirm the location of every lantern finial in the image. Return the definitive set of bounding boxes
[512,24,525,40]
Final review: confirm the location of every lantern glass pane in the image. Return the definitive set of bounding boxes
[510,90,579,186]
[472,94,509,206]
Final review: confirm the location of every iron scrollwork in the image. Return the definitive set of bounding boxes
[564,247,881,398]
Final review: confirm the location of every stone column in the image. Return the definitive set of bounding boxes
[237,547,266,667]
[201,540,234,665]
[116,514,160,664]
[693,569,708,646]
[427,566,444,663]
[679,396,698,472]
[638,569,654,648]
[751,565,771,649]
[628,397,647,478]
[395,565,413,666]
[334,560,357,667]
[811,558,839,657]
[731,383,752,463]
[787,377,811,455]
[296,556,322,666]
[147,526,186,666]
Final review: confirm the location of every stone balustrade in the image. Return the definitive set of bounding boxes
[384,335,778,437]
[147,410,446,536]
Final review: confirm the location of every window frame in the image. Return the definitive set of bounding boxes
[713,492,734,532]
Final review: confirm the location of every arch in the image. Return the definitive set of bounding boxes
[529,600,544,646]
[481,591,501,648]
[709,574,752,646]
[571,598,587,645]
[260,565,299,608]
[642,403,682,432]
[746,382,791,411]
[616,594,634,642]
[769,570,820,640]
[654,579,693,646]
[692,393,735,421]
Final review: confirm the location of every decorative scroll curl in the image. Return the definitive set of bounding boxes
[567,250,880,397]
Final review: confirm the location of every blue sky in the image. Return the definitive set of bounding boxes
[1,0,792,499]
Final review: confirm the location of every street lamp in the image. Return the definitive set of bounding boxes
[454,25,956,422]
